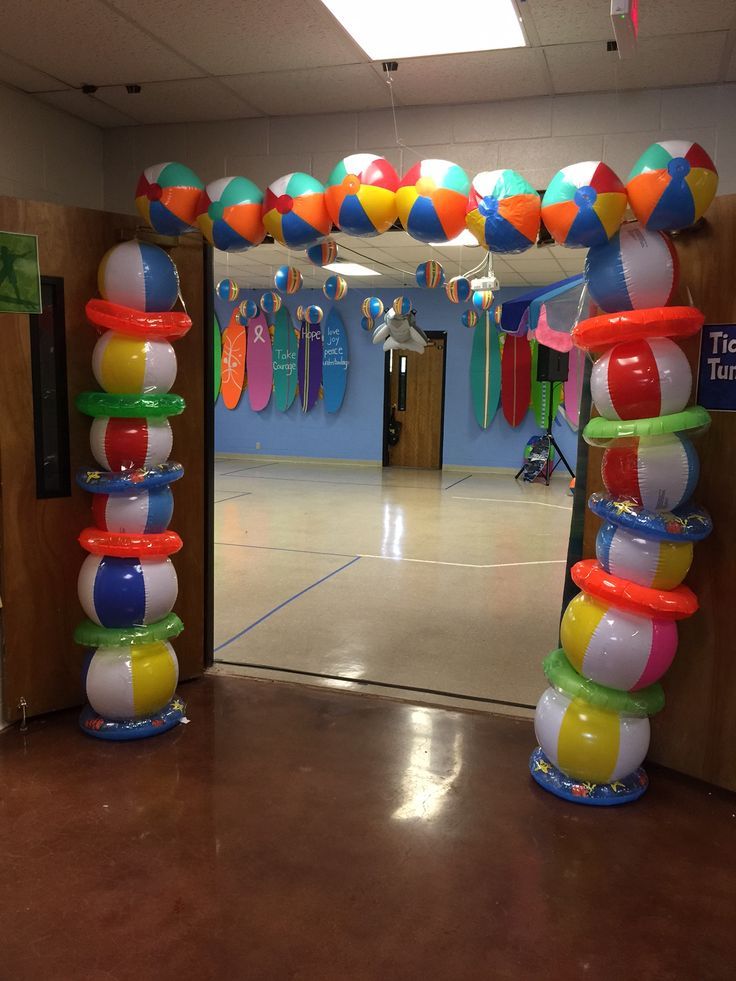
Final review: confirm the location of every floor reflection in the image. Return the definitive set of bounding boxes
[393,707,464,822]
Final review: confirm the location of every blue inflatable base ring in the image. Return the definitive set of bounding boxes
[79,698,186,741]
[588,493,713,543]
[529,747,648,806]
[76,462,184,494]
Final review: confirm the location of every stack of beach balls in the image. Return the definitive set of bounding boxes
[531,141,718,804]
[74,240,191,740]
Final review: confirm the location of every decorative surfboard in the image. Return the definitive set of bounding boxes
[563,345,586,431]
[220,320,246,410]
[530,339,562,428]
[214,316,222,403]
[501,333,531,427]
[322,307,349,413]
[247,311,273,412]
[469,311,501,429]
[272,306,298,412]
[298,317,323,413]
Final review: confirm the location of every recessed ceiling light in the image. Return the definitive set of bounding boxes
[325,261,381,276]
[319,0,526,60]
[429,230,479,247]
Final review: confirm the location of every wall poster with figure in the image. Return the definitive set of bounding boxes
[0,230,41,314]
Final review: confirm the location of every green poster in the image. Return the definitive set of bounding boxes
[0,230,41,314]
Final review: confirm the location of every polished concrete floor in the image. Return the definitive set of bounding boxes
[214,458,573,710]
[1,674,733,981]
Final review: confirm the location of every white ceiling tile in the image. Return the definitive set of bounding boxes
[97,78,259,124]
[37,89,138,127]
[524,1,612,46]
[224,65,388,117]
[0,50,68,93]
[638,0,736,36]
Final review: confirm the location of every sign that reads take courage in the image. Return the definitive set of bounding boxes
[698,324,736,411]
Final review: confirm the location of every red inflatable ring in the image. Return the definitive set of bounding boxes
[572,306,704,351]
[571,559,698,619]
[86,299,192,340]
[79,528,183,557]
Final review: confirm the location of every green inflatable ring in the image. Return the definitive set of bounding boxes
[76,391,186,419]
[74,613,184,648]
[583,405,710,447]
[543,649,664,717]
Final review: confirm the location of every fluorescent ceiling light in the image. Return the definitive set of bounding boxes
[429,230,479,247]
[325,261,381,276]
[319,0,526,60]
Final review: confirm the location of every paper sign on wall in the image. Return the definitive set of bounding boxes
[698,324,736,411]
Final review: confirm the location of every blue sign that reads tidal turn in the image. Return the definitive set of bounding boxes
[697,324,736,412]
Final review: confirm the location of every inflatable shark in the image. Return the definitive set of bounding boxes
[371,307,429,354]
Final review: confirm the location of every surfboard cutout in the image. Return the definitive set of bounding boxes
[220,321,246,410]
[469,312,501,429]
[298,317,323,413]
[322,307,349,413]
[530,339,562,428]
[272,306,298,412]
[563,344,585,431]
[501,333,531,427]
[214,316,222,404]
[247,311,273,412]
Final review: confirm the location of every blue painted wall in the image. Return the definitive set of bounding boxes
[215,286,579,468]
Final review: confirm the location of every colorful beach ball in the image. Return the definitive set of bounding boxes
[534,686,650,783]
[323,274,348,301]
[596,522,693,591]
[196,176,265,252]
[92,487,174,535]
[461,310,478,328]
[393,296,411,316]
[416,260,445,289]
[84,641,178,721]
[585,222,678,313]
[601,434,699,512]
[361,316,374,332]
[307,240,338,267]
[216,278,239,302]
[591,337,692,421]
[296,304,305,322]
[262,172,331,248]
[135,162,203,236]
[396,159,470,244]
[627,141,718,232]
[78,554,178,629]
[90,417,173,472]
[472,289,494,311]
[99,241,179,312]
[466,169,540,253]
[305,305,323,324]
[92,334,177,395]
[274,265,302,294]
[542,161,627,248]
[239,298,258,321]
[445,276,471,304]
[260,291,282,314]
[325,153,399,236]
[561,592,677,691]
[362,296,384,319]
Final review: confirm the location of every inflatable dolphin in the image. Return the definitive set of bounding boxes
[371,307,429,354]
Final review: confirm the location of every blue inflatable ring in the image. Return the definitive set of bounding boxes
[79,697,186,741]
[76,462,184,494]
[530,747,649,806]
[589,493,713,542]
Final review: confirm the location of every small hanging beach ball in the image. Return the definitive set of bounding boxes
[396,159,470,244]
[601,434,699,512]
[305,305,323,324]
[216,278,239,302]
[596,522,693,591]
[84,641,179,721]
[135,162,203,236]
[627,141,718,232]
[325,153,399,236]
[445,276,471,304]
[323,274,348,301]
[99,241,179,312]
[239,298,258,321]
[591,337,692,421]
[560,592,677,691]
[92,486,174,535]
[472,289,494,311]
[90,417,173,472]
[307,239,338,267]
[92,334,177,395]
[195,176,265,251]
[78,554,178,628]
[260,291,282,314]
[416,260,445,289]
[274,265,303,294]
[542,161,627,248]
[585,222,679,312]
[262,172,331,248]
[362,296,384,319]
[461,310,478,328]
[466,169,540,253]
[296,304,305,322]
[361,316,374,332]
[393,296,412,316]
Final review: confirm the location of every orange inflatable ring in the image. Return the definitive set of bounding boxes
[79,528,183,557]
[86,299,192,340]
[571,559,698,619]
[571,306,704,350]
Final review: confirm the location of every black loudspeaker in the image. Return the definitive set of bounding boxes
[536,344,569,383]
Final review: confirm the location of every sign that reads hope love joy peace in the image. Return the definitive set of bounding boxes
[697,324,736,411]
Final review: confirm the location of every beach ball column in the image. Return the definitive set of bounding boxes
[74,240,191,740]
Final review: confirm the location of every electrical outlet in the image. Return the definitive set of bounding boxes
[255,441,261,450]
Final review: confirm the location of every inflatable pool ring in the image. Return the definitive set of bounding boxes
[543,648,664,716]
[325,154,399,236]
[396,159,470,244]
[262,172,331,248]
[195,176,265,251]
[323,275,348,301]
[79,698,185,740]
[541,161,627,248]
[77,462,184,494]
[91,486,174,534]
[362,297,384,319]
[415,260,445,289]
[89,418,174,472]
[85,299,192,340]
[92,333,178,396]
[77,391,185,419]
[79,527,183,558]
[590,337,692,420]
[83,640,179,721]
[584,223,679,313]
[626,141,718,232]
[571,559,698,619]
[596,521,693,590]
[572,306,704,350]
[600,433,699,511]
[78,554,178,628]
[529,746,648,805]
[74,611,184,648]
[583,405,711,447]
[307,240,338,267]
[588,493,713,543]
[274,265,302,294]
[466,169,540,253]
[135,161,203,235]
[445,276,471,304]
[98,241,180,312]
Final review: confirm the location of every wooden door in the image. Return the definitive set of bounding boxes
[386,333,446,469]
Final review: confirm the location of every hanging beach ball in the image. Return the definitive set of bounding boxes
[591,337,692,421]
[216,278,239,302]
[323,274,348,301]
[445,276,471,304]
[585,222,679,312]
[135,162,203,236]
[601,434,699,512]
[78,554,178,628]
[262,172,331,248]
[466,169,540,253]
[362,296,384,319]
[361,316,374,332]
[307,239,338,267]
[84,641,179,721]
[596,522,693,591]
[416,260,445,288]
[99,241,179,312]
[393,296,411,316]
[461,310,478,328]
[196,176,265,252]
[396,159,470,244]
[260,291,282,314]
[92,486,174,535]
[542,161,627,248]
[296,304,305,322]
[472,289,494,311]
[239,298,258,321]
[627,141,718,232]
[305,305,323,324]
[92,334,177,395]
[90,417,173,472]
[325,153,399,236]
[274,265,303,294]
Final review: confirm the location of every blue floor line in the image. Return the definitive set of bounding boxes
[444,474,472,490]
[214,555,362,653]
[214,492,252,503]
[215,541,357,560]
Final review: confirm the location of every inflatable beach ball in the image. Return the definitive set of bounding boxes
[627,141,718,232]
[92,334,177,396]
[323,274,347,301]
[90,417,173,472]
[307,240,338,267]
[262,172,331,248]
[216,278,239,302]
[535,687,650,783]
[78,554,178,628]
[361,316,374,332]
[591,337,692,420]
[466,169,540,253]
[596,522,693,590]
[585,222,678,313]
[274,265,302,294]
[296,304,305,322]
[362,296,384,319]
[393,296,411,316]
[445,276,471,304]
[416,260,445,288]
[239,298,258,321]
[561,592,677,691]
[542,161,627,248]
[305,305,323,324]
[196,176,265,252]
[260,291,282,314]
[325,153,399,236]
[92,486,174,535]
[601,434,699,512]
[461,310,478,328]
[84,641,179,721]
[472,289,494,312]
[99,241,179,312]
[396,159,470,244]
[135,162,203,236]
